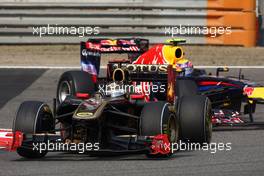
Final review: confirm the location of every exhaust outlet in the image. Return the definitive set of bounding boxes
[112,68,128,82]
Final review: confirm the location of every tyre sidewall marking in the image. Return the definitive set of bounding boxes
[160,103,169,134]
[33,103,45,133]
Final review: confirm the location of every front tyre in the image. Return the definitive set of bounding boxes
[178,95,212,144]
[13,101,54,158]
[140,102,179,158]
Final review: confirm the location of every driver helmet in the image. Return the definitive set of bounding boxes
[176,59,193,76]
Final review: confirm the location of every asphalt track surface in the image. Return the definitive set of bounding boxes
[0,68,264,176]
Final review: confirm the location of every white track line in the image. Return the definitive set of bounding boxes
[0,128,12,131]
[0,66,82,69]
[0,65,264,69]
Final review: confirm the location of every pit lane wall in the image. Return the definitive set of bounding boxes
[0,0,258,47]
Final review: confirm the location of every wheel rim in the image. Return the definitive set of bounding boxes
[167,115,178,143]
[204,101,212,143]
[59,81,71,103]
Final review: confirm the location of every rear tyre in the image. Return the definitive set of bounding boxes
[13,101,54,158]
[56,71,96,104]
[176,79,198,98]
[140,102,179,158]
[178,95,212,144]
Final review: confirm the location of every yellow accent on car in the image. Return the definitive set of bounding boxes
[177,59,189,64]
[223,102,230,106]
[223,67,229,71]
[76,112,93,117]
[165,38,186,45]
[167,82,174,98]
[248,87,264,99]
[162,45,183,64]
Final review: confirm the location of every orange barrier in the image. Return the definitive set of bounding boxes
[206,0,256,47]
[207,11,256,30]
[207,30,256,47]
[207,0,256,11]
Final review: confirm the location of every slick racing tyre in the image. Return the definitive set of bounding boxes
[176,79,198,98]
[57,71,96,104]
[140,101,179,158]
[13,101,54,158]
[178,95,212,144]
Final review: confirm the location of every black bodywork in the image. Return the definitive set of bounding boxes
[54,67,174,155]
[56,96,148,153]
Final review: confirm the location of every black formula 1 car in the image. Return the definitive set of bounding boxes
[0,39,212,158]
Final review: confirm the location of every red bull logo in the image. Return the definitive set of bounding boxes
[85,42,101,50]
[244,87,254,96]
[100,39,117,46]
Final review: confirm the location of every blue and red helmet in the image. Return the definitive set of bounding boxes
[176,59,194,76]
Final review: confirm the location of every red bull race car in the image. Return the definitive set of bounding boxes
[80,38,264,126]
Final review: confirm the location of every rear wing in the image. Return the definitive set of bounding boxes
[80,38,149,77]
